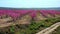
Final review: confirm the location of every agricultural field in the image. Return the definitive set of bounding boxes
[0,9,60,34]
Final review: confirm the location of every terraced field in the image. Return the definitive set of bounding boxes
[0,9,60,34]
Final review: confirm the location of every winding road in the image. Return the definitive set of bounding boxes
[36,22,60,34]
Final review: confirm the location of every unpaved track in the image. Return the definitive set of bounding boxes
[0,17,13,24]
[36,22,60,34]
[0,15,31,28]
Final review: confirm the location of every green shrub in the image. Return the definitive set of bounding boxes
[9,26,15,33]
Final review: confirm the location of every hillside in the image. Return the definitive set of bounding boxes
[0,7,60,34]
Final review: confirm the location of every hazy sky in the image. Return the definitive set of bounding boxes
[0,0,60,8]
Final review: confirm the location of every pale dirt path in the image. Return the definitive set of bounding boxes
[0,14,31,28]
[36,22,60,34]
[0,17,13,24]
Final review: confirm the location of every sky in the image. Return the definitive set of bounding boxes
[0,0,60,8]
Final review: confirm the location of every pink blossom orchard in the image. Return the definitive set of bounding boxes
[0,10,60,19]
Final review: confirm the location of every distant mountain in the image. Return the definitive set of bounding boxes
[0,7,60,10]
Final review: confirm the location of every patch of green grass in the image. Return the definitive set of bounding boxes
[9,26,15,34]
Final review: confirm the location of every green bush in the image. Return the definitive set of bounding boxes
[9,26,15,33]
